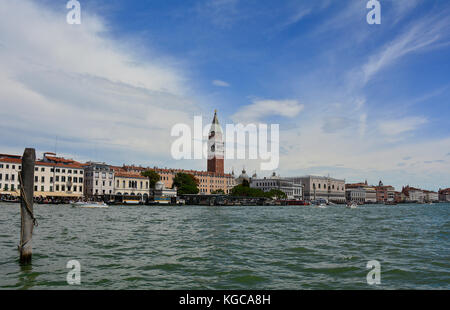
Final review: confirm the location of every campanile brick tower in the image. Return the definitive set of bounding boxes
[207,110,224,174]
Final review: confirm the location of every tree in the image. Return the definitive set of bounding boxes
[211,189,225,195]
[141,170,161,188]
[173,173,199,195]
[230,184,266,197]
[265,189,287,200]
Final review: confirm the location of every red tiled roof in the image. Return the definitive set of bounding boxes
[36,161,84,169]
[115,171,146,179]
[0,157,22,164]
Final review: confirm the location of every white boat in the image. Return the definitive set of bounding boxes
[72,201,109,208]
[347,202,358,209]
[317,203,327,208]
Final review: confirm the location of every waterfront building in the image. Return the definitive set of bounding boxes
[113,169,149,200]
[402,186,424,203]
[345,187,366,204]
[439,188,450,202]
[375,181,395,203]
[423,190,439,203]
[345,181,377,203]
[250,172,303,200]
[153,180,177,204]
[286,176,346,203]
[0,152,84,198]
[84,162,114,197]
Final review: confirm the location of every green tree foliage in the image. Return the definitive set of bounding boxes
[141,169,161,188]
[229,185,287,199]
[211,189,225,194]
[173,173,199,195]
[266,189,287,199]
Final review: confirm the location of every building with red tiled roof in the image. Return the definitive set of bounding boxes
[439,188,450,202]
[0,153,84,198]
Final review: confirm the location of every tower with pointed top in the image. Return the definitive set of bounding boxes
[207,110,224,174]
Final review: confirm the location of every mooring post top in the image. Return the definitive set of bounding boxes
[22,148,36,161]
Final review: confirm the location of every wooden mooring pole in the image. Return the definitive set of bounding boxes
[19,148,36,265]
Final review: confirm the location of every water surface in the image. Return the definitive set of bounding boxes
[0,203,449,289]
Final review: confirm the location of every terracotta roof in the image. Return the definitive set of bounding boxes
[0,157,22,164]
[439,188,450,194]
[115,171,146,179]
[36,161,84,169]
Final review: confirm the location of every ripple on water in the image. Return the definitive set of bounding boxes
[0,203,449,289]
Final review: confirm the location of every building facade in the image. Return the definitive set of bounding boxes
[84,162,114,197]
[113,171,150,198]
[0,153,84,198]
[250,173,303,200]
[286,176,346,203]
[423,190,439,203]
[439,188,450,202]
[345,188,366,204]
[346,181,377,203]
[402,186,424,203]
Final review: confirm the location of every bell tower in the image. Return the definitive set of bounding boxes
[207,110,224,174]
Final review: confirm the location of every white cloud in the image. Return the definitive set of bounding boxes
[212,80,230,87]
[362,13,450,83]
[0,0,203,166]
[231,99,304,123]
[378,117,428,136]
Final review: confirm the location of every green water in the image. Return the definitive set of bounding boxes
[0,203,449,289]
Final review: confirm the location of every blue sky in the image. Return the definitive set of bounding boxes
[1,0,449,191]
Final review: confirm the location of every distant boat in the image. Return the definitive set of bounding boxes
[316,203,327,209]
[347,202,358,209]
[72,201,108,208]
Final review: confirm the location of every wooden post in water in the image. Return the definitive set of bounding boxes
[19,148,36,265]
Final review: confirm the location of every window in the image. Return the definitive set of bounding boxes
[41,176,45,183]
[0,174,2,181]
[35,167,38,172]
[56,185,59,191]
[35,176,38,182]
[6,165,9,169]
[50,177,53,183]
[12,165,15,169]
[11,184,15,191]
[50,186,53,192]
[51,168,55,172]
[56,176,59,182]
[0,164,3,168]
[41,167,45,172]
[34,185,37,191]
[41,186,44,192]
[61,185,65,191]
[5,174,9,181]
[68,170,72,174]
[62,169,66,173]
[62,176,66,182]
[56,169,60,173]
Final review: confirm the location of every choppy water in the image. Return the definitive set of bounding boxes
[0,203,449,289]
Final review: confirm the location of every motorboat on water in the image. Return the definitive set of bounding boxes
[71,201,109,208]
[347,202,358,209]
[316,203,327,208]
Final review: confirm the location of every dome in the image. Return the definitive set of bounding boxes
[236,168,250,185]
[155,181,164,190]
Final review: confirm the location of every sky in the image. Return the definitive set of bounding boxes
[0,0,449,191]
